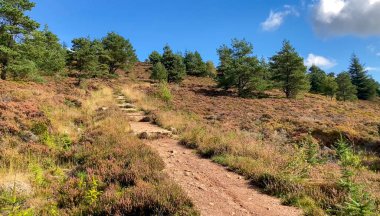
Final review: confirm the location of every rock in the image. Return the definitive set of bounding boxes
[20,131,38,142]
[138,132,149,139]
[0,175,33,196]
[170,127,178,134]
[140,116,151,122]
[169,150,176,154]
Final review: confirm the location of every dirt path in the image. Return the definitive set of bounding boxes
[116,93,302,216]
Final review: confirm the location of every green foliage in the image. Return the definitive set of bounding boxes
[0,0,40,80]
[336,72,358,101]
[349,55,378,100]
[217,39,271,97]
[184,51,207,77]
[335,137,361,168]
[308,65,327,94]
[148,51,162,65]
[161,45,186,83]
[157,82,173,103]
[29,162,45,186]
[85,177,102,205]
[151,62,168,81]
[70,37,107,78]
[205,61,217,77]
[334,138,377,216]
[101,32,138,73]
[321,75,338,99]
[270,40,310,98]
[18,27,66,75]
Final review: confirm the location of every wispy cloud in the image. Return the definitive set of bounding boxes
[304,53,337,69]
[365,67,380,72]
[261,5,299,31]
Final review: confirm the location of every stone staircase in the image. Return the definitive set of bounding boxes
[114,93,172,139]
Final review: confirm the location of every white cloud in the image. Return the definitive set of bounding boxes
[376,52,380,57]
[261,5,299,31]
[305,54,337,69]
[365,67,380,71]
[311,0,380,36]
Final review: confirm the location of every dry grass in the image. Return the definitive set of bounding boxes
[0,79,198,215]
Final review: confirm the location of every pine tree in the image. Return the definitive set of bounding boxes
[217,39,270,97]
[205,61,217,77]
[151,62,168,82]
[321,75,338,100]
[348,55,377,100]
[161,45,186,83]
[184,51,207,76]
[336,72,357,101]
[0,0,39,80]
[148,51,162,65]
[101,32,138,74]
[308,65,327,94]
[270,40,310,98]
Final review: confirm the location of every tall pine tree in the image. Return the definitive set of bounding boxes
[348,55,377,100]
[270,40,309,98]
[0,0,39,80]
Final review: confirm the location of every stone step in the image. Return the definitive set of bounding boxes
[118,103,135,109]
[121,108,139,113]
[129,122,172,140]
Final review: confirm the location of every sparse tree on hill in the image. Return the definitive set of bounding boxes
[148,51,162,65]
[348,55,377,100]
[161,45,186,83]
[321,75,338,100]
[270,40,309,98]
[184,51,207,77]
[0,0,39,80]
[217,39,270,97]
[101,32,138,74]
[308,65,327,94]
[151,62,168,82]
[336,72,357,101]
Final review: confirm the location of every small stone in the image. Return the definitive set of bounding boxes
[20,131,39,142]
[138,132,149,139]
[209,202,214,206]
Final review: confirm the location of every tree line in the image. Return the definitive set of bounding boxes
[148,46,216,83]
[219,39,380,101]
[2,0,379,101]
[0,0,137,82]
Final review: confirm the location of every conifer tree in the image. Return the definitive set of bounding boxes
[0,0,39,80]
[151,62,168,82]
[309,65,327,94]
[321,75,338,100]
[336,72,357,101]
[101,32,138,74]
[148,51,162,65]
[161,45,186,83]
[270,40,309,98]
[217,39,270,97]
[348,55,377,100]
[184,51,207,76]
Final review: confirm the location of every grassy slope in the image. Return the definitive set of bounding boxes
[0,78,198,215]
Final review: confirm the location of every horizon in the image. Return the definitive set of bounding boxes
[29,0,380,81]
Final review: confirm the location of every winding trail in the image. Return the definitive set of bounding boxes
[116,93,302,216]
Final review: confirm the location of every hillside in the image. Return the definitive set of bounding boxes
[1,63,380,215]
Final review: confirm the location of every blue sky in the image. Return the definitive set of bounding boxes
[28,0,380,81]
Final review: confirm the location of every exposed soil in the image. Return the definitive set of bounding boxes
[116,92,302,216]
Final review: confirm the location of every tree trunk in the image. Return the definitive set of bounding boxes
[1,60,7,80]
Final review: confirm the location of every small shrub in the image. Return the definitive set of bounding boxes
[157,82,173,103]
